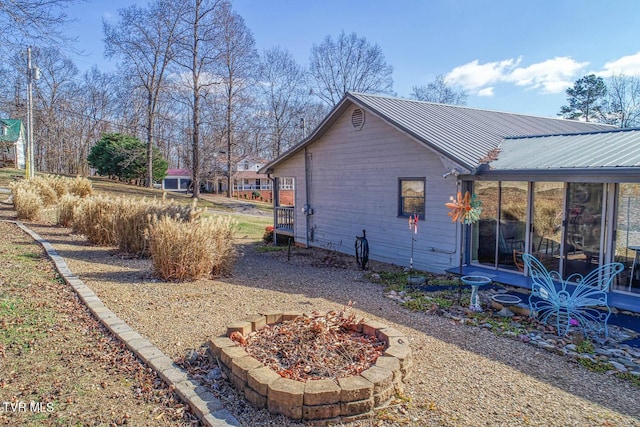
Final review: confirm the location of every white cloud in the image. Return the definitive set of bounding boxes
[445,56,588,95]
[600,52,640,76]
[477,87,494,97]
[445,58,521,90]
[505,57,588,94]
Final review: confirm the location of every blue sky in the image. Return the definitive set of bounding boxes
[66,0,640,117]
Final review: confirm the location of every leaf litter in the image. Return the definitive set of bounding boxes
[231,302,386,382]
[0,222,199,426]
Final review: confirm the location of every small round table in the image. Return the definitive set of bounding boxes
[461,276,492,311]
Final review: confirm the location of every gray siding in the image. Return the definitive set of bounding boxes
[274,106,462,273]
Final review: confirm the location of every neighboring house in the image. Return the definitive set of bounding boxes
[205,155,293,202]
[0,119,25,169]
[162,169,192,191]
[261,92,640,313]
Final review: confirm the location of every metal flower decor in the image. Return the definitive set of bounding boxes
[446,191,482,224]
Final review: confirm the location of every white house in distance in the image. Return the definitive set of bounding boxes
[205,155,294,202]
[0,119,25,169]
[261,92,640,313]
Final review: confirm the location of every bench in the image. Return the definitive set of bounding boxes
[522,253,624,338]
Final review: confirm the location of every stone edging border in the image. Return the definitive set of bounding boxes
[210,312,412,423]
[5,220,241,427]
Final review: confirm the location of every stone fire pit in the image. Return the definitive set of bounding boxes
[209,311,412,423]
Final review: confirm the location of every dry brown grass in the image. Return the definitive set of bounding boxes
[9,175,96,223]
[11,187,42,220]
[112,197,204,256]
[56,193,80,227]
[72,195,118,245]
[43,175,70,198]
[30,176,59,205]
[146,215,237,281]
[68,176,94,198]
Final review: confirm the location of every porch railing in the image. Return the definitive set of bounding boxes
[233,183,272,191]
[275,206,294,231]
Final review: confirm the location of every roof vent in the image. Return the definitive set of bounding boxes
[351,108,365,130]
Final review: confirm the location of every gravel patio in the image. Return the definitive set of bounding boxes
[14,218,640,426]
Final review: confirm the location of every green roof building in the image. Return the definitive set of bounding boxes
[0,119,25,169]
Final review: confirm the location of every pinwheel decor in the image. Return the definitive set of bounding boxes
[446,191,482,224]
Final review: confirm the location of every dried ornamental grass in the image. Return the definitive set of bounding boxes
[28,176,59,206]
[113,197,205,256]
[72,196,118,245]
[146,215,237,281]
[208,215,238,277]
[43,175,69,198]
[68,176,93,198]
[56,194,80,227]
[12,187,42,220]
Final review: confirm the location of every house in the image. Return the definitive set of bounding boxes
[0,119,25,169]
[204,155,293,202]
[261,92,640,313]
[162,169,192,191]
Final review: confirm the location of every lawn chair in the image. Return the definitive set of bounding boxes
[522,253,624,338]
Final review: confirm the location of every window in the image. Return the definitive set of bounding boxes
[398,178,425,218]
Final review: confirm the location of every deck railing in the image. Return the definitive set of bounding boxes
[275,206,294,231]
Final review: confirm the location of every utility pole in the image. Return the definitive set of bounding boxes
[25,47,39,179]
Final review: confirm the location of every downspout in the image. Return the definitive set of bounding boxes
[304,147,312,247]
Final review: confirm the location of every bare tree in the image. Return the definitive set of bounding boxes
[104,0,180,187]
[308,31,394,106]
[31,47,79,172]
[411,74,468,105]
[174,0,223,198]
[0,0,80,52]
[213,1,258,197]
[259,46,308,158]
[602,74,640,128]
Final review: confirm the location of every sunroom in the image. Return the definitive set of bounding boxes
[455,129,640,312]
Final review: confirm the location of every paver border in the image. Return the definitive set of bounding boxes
[5,220,241,427]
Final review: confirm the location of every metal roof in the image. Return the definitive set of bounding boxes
[347,93,614,170]
[0,119,23,144]
[489,128,640,170]
[261,92,614,173]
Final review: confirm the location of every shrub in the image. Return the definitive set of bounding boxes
[12,187,42,220]
[263,226,274,243]
[68,176,93,198]
[56,194,80,227]
[262,225,293,246]
[72,196,118,245]
[146,215,237,281]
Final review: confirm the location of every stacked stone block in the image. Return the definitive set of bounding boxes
[209,313,412,423]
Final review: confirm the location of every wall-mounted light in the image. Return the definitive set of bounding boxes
[442,168,460,179]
